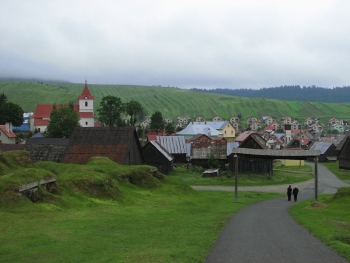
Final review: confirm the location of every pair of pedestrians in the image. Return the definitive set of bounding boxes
[287,185,299,202]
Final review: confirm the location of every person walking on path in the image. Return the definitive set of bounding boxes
[287,185,292,201]
[293,186,299,202]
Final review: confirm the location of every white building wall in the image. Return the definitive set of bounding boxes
[79,99,94,112]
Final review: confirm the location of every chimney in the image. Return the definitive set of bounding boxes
[6,122,12,133]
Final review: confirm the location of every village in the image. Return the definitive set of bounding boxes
[0,82,350,175]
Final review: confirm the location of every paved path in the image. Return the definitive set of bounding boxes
[196,164,350,263]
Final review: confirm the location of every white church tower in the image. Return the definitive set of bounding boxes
[78,80,95,127]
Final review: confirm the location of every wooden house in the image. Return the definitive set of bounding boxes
[62,127,144,165]
[155,136,187,163]
[336,132,350,170]
[25,138,70,162]
[229,133,273,175]
[189,134,212,143]
[142,141,174,174]
[308,142,338,162]
[191,140,227,169]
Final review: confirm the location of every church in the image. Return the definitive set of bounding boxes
[30,81,99,133]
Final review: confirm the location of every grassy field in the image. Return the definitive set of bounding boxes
[289,163,350,262]
[1,80,350,125]
[290,188,350,262]
[170,163,314,186]
[0,151,283,263]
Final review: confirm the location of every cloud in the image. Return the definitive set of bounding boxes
[1,0,350,89]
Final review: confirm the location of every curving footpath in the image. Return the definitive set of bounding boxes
[197,164,350,263]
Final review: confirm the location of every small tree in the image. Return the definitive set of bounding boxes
[125,100,143,127]
[46,105,80,138]
[165,122,175,135]
[208,153,219,168]
[97,96,124,127]
[150,111,164,132]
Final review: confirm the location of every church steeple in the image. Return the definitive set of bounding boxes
[78,80,94,100]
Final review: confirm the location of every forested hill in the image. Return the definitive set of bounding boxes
[190,85,350,103]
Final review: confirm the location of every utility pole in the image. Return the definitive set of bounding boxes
[234,154,238,202]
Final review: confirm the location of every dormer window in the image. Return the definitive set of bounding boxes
[85,96,87,99]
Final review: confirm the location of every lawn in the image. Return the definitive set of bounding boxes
[0,151,283,263]
[289,162,350,262]
[290,188,350,262]
[170,163,314,186]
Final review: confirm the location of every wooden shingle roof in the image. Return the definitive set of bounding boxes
[63,127,143,165]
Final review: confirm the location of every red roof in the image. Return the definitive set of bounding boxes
[34,119,50,126]
[235,131,256,142]
[33,104,56,118]
[94,121,102,127]
[0,125,16,138]
[265,126,275,131]
[78,81,94,100]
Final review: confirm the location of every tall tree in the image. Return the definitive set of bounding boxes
[125,100,143,127]
[46,105,80,138]
[97,96,124,127]
[0,93,7,106]
[0,102,24,126]
[150,111,164,132]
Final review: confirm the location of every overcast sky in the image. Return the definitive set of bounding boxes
[1,1,350,89]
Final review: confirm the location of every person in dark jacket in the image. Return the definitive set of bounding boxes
[287,185,292,201]
[292,186,299,202]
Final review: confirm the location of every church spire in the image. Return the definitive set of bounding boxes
[78,80,94,100]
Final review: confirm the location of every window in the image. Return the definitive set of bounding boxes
[85,122,88,125]
[85,101,88,107]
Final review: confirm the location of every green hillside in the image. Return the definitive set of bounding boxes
[1,81,350,124]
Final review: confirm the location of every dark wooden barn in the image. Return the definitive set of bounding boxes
[62,127,144,165]
[142,141,174,174]
[191,140,227,169]
[337,132,350,170]
[156,136,187,164]
[228,133,273,175]
[25,138,70,162]
[308,142,338,162]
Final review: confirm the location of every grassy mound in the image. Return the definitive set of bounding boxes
[0,152,179,208]
[0,150,33,175]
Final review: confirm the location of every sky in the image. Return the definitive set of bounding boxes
[1,1,350,89]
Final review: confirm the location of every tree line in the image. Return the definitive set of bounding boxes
[190,85,350,103]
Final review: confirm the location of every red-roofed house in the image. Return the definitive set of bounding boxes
[0,123,17,144]
[30,81,96,133]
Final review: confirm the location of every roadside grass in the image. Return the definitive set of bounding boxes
[290,187,350,262]
[170,163,313,186]
[319,162,350,183]
[0,152,282,263]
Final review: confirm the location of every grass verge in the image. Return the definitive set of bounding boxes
[170,164,313,186]
[290,187,350,262]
